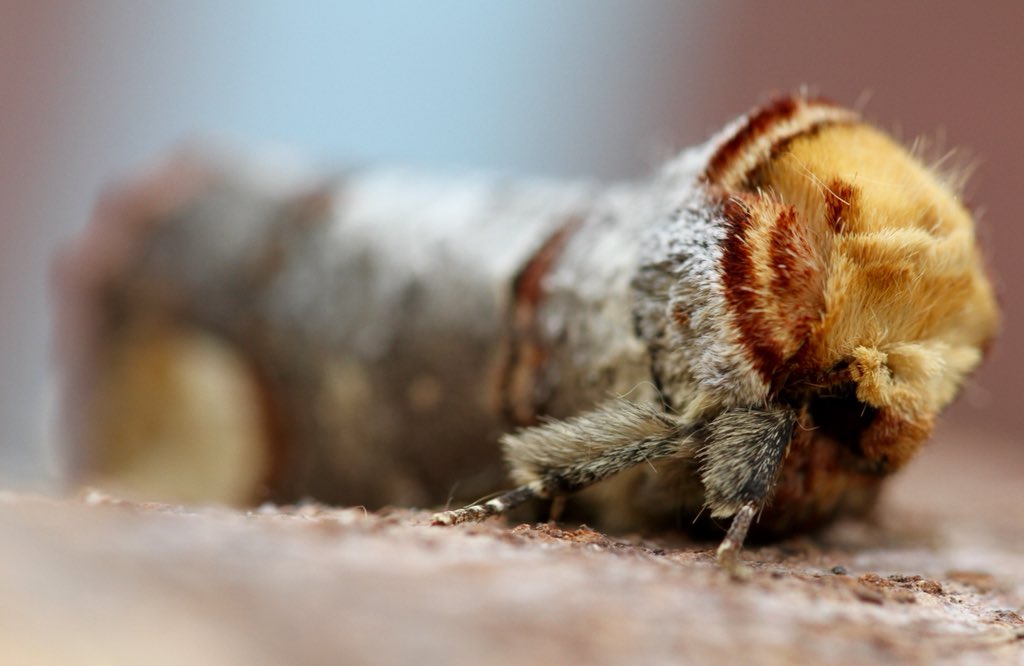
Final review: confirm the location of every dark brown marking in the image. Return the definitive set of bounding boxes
[704,97,799,185]
[707,96,854,192]
[768,206,825,357]
[745,122,831,190]
[718,197,785,382]
[745,116,861,193]
[768,206,803,296]
[512,221,578,311]
[824,179,857,234]
[498,215,583,425]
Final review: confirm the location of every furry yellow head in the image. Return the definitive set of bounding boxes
[708,98,999,470]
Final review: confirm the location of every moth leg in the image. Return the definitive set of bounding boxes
[698,406,797,573]
[715,501,756,575]
[543,494,566,523]
[432,479,553,525]
[433,399,696,526]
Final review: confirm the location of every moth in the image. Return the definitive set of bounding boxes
[431,96,999,569]
[61,95,998,571]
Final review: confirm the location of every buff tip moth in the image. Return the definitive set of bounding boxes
[60,95,999,573]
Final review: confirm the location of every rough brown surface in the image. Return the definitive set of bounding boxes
[1,426,1021,666]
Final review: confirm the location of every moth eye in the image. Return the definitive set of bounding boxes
[827,359,852,378]
[807,384,878,454]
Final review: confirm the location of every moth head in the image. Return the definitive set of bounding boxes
[706,97,999,470]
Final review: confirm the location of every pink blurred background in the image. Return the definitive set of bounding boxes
[1,2,1020,487]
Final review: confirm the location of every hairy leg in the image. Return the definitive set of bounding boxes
[434,401,798,575]
[699,406,796,573]
[433,400,695,525]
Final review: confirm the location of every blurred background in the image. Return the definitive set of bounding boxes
[1,1,1021,490]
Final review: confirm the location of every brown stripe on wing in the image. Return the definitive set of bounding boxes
[497,215,583,426]
[824,178,857,234]
[765,203,829,390]
[719,197,785,383]
[768,205,827,341]
[720,195,829,389]
[703,96,858,191]
[705,97,799,186]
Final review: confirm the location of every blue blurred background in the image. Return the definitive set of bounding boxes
[2,1,1022,487]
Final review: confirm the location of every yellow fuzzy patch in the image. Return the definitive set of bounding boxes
[754,124,998,432]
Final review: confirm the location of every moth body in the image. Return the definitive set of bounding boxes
[61,96,999,566]
[441,96,999,560]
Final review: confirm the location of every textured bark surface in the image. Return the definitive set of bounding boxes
[3,427,1021,666]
